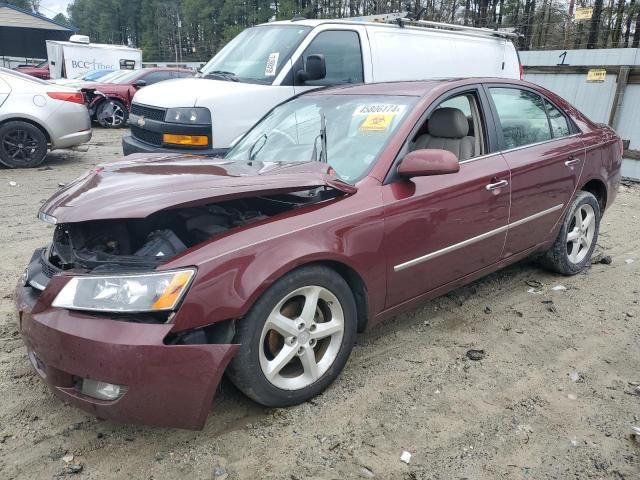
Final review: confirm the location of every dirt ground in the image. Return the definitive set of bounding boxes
[0,129,639,480]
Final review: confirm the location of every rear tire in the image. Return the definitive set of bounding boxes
[540,191,600,275]
[226,265,357,407]
[0,121,48,168]
[96,99,128,128]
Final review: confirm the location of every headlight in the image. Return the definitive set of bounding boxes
[52,269,195,313]
[165,107,211,124]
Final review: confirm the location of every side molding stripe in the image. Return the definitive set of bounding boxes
[393,204,564,272]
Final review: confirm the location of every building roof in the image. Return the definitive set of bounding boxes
[0,3,77,31]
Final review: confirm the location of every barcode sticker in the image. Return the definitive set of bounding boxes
[265,52,280,76]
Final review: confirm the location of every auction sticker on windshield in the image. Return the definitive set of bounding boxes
[265,52,280,76]
[355,104,405,132]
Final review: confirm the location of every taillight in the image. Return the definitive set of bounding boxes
[47,92,85,105]
[519,64,524,80]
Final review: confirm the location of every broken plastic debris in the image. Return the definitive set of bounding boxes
[567,393,577,400]
[569,371,583,382]
[570,436,578,447]
[8,181,17,187]
[400,451,412,464]
[551,285,567,291]
[62,454,74,463]
[527,288,542,294]
[625,259,635,264]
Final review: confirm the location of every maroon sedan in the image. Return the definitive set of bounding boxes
[15,79,622,429]
[82,68,193,128]
[14,61,50,80]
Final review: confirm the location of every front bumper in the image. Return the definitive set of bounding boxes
[15,280,238,430]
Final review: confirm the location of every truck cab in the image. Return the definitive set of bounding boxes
[123,17,520,157]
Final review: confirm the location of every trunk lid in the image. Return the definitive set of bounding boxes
[40,154,356,223]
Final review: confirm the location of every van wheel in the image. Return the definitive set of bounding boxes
[96,99,128,128]
[0,121,48,168]
[226,265,357,407]
[541,191,600,275]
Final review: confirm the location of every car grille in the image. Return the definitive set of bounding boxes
[39,253,60,279]
[131,126,163,146]
[131,103,166,121]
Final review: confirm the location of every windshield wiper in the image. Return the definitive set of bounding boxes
[248,133,267,161]
[203,70,239,82]
[310,113,328,163]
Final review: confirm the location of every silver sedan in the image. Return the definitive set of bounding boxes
[0,68,91,168]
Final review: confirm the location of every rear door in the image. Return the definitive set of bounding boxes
[0,76,10,109]
[485,85,585,257]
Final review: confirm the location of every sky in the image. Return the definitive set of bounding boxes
[39,0,72,17]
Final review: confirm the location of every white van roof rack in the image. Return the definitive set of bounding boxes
[388,18,521,40]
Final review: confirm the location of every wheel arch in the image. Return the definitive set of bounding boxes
[0,116,51,144]
[580,178,608,212]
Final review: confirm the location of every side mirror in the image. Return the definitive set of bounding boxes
[296,54,326,83]
[397,149,460,178]
[133,79,147,88]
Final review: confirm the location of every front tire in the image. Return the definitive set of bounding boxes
[96,99,128,128]
[226,265,357,407]
[541,191,600,275]
[0,121,48,168]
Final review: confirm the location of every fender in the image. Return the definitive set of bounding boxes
[165,189,387,333]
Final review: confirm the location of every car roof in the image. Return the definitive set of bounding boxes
[307,78,531,97]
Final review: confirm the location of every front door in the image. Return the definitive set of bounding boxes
[383,89,511,308]
[486,86,585,257]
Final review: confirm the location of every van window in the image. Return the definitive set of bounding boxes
[489,88,552,149]
[298,30,364,86]
[544,99,571,138]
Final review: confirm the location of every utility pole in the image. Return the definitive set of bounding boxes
[177,13,183,64]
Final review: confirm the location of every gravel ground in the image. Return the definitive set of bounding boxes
[1,129,639,480]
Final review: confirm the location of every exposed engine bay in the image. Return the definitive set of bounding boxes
[46,189,337,273]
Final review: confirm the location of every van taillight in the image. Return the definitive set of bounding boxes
[47,92,85,105]
[519,64,524,79]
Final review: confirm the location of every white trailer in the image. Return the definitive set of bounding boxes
[46,36,142,80]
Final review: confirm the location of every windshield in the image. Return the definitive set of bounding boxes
[226,95,417,182]
[199,25,310,84]
[75,69,112,81]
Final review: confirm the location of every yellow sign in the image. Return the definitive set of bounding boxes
[359,113,395,132]
[575,7,593,21]
[587,69,606,82]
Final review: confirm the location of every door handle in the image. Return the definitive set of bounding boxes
[485,179,509,191]
[564,158,580,168]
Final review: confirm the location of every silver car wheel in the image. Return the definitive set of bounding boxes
[259,285,345,391]
[566,204,596,264]
[98,101,126,127]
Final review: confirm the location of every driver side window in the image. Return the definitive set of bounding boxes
[409,92,485,162]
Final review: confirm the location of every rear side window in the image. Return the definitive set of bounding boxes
[489,87,552,149]
[142,71,174,85]
[298,30,364,86]
[544,99,571,138]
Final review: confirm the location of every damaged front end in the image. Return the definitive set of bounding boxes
[16,156,355,428]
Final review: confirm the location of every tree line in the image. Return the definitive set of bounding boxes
[5,0,640,61]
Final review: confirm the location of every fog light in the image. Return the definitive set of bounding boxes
[80,379,126,401]
[163,133,208,146]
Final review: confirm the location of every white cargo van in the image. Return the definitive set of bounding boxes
[123,16,520,156]
[46,36,142,80]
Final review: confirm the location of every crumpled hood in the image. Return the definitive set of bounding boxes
[40,154,356,223]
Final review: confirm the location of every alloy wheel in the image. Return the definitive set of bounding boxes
[1,129,40,165]
[566,204,596,264]
[98,102,126,127]
[259,285,345,390]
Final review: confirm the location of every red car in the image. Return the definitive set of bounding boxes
[16,79,622,429]
[82,68,193,128]
[14,61,50,80]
